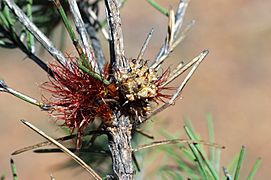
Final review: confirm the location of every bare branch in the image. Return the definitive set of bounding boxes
[107,115,134,179]
[173,0,190,39]
[20,120,102,180]
[151,0,190,70]
[2,0,68,67]
[162,49,208,87]
[137,28,154,60]
[67,0,99,72]
[78,2,107,71]
[104,0,127,70]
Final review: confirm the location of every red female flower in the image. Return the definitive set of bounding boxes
[42,56,114,148]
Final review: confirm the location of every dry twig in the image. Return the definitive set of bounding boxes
[20,119,102,180]
[3,0,68,67]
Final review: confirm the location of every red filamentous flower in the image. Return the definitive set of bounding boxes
[42,57,114,148]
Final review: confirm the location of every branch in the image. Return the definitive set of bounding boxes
[67,0,99,72]
[104,0,127,71]
[0,6,53,76]
[137,28,154,60]
[107,115,134,179]
[78,1,107,72]
[151,0,190,70]
[3,0,68,67]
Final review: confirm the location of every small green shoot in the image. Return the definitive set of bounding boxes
[10,159,18,180]
[146,0,169,16]
[233,146,246,180]
[247,158,262,180]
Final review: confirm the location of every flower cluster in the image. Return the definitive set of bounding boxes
[43,57,172,147]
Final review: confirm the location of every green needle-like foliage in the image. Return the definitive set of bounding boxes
[10,159,18,180]
[149,116,261,180]
[248,158,262,180]
[234,146,246,180]
[146,0,169,16]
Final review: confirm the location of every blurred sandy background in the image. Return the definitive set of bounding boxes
[1,0,271,179]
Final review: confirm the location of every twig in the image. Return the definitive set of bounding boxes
[0,7,53,76]
[78,2,107,72]
[0,79,50,110]
[12,134,75,155]
[88,8,109,40]
[151,0,190,70]
[33,148,109,154]
[12,130,104,155]
[137,28,154,60]
[104,0,127,70]
[67,0,99,72]
[135,128,154,139]
[173,0,190,40]
[161,48,206,87]
[2,0,68,67]
[52,0,88,67]
[133,138,224,152]
[106,116,134,179]
[20,119,102,180]
[168,50,208,104]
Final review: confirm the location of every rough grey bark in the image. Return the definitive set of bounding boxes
[104,0,127,71]
[107,116,133,179]
[103,0,134,179]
